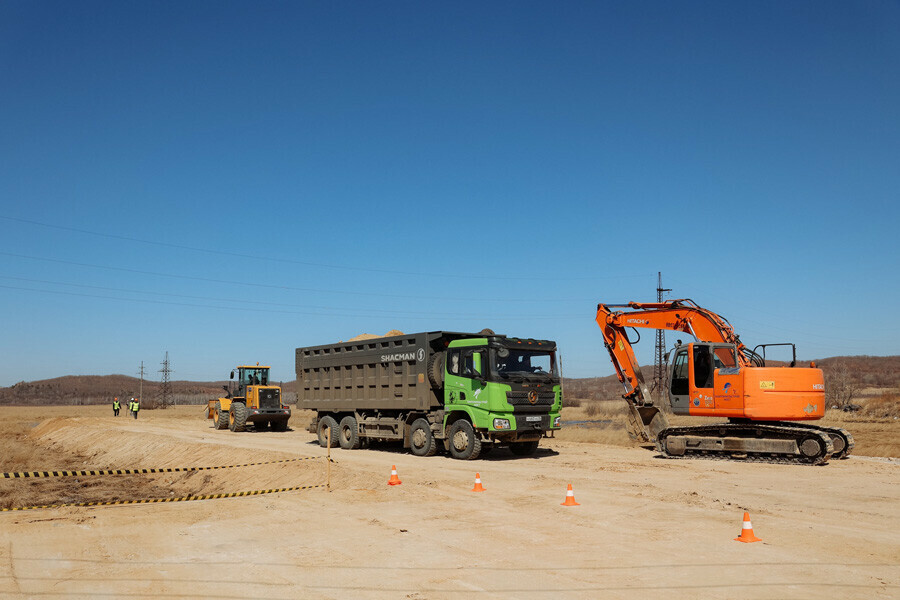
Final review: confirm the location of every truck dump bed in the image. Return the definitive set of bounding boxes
[295,331,475,412]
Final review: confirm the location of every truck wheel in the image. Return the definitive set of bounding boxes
[448,420,481,460]
[509,440,540,456]
[229,402,248,432]
[215,402,229,430]
[428,353,444,388]
[338,416,361,449]
[317,416,339,448]
[409,418,437,457]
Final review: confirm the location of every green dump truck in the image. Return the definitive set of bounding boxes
[295,331,562,459]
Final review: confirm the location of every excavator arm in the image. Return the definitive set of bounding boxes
[595,299,761,442]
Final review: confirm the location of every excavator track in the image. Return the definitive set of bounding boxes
[656,423,835,465]
[754,422,855,459]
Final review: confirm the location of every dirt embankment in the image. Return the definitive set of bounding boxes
[1,406,898,599]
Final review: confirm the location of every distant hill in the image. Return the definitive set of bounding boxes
[0,375,228,407]
[1,356,897,406]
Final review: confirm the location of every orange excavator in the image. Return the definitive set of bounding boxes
[596,299,853,465]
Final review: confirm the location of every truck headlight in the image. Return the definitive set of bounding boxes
[493,418,510,430]
[553,416,561,428]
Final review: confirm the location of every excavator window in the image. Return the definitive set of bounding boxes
[713,347,737,368]
[671,350,689,395]
[693,346,713,389]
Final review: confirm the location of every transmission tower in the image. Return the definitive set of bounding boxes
[156,351,173,409]
[138,361,145,404]
[652,272,672,403]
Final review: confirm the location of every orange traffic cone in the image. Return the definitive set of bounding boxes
[734,512,762,543]
[471,473,485,492]
[388,465,402,486]
[560,483,580,506]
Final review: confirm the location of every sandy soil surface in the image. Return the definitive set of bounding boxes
[1,410,898,599]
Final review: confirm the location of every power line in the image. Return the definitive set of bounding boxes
[0,275,583,318]
[1,215,653,283]
[0,251,596,304]
[0,283,584,321]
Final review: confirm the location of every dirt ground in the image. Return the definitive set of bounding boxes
[1,406,898,599]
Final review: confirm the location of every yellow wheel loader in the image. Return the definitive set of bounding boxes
[208,365,290,432]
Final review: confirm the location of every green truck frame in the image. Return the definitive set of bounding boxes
[295,331,562,459]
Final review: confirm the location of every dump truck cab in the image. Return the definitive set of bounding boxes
[443,336,562,449]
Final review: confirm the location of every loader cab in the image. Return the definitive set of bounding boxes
[668,342,739,415]
[230,365,271,397]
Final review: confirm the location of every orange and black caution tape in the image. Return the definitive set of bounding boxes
[2,456,325,479]
[0,483,326,512]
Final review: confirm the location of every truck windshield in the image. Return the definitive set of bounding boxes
[492,348,557,380]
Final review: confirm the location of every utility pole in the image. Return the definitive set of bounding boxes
[652,272,672,404]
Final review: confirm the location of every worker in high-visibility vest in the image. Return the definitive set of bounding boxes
[113,397,121,417]
[130,398,140,419]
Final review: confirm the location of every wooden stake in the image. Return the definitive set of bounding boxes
[326,426,331,492]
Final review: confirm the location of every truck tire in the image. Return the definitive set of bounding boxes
[317,416,339,448]
[448,419,481,460]
[428,353,444,388]
[338,416,361,450]
[229,402,248,432]
[409,418,437,457]
[509,440,540,456]
[215,402,229,430]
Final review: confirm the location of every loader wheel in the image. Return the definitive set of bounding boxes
[409,418,437,457]
[338,416,361,449]
[317,416,339,448]
[509,440,540,456]
[448,420,481,460]
[229,402,248,432]
[215,402,229,430]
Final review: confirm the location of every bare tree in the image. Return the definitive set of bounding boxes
[826,364,862,411]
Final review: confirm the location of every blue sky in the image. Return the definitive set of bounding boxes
[1,1,898,387]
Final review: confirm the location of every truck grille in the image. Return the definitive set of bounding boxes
[506,390,555,414]
[259,388,281,409]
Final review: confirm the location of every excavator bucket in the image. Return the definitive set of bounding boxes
[625,402,669,442]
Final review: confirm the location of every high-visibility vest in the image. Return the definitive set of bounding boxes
[114,400,120,409]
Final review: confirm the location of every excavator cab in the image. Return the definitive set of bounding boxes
[667,342,742,417]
